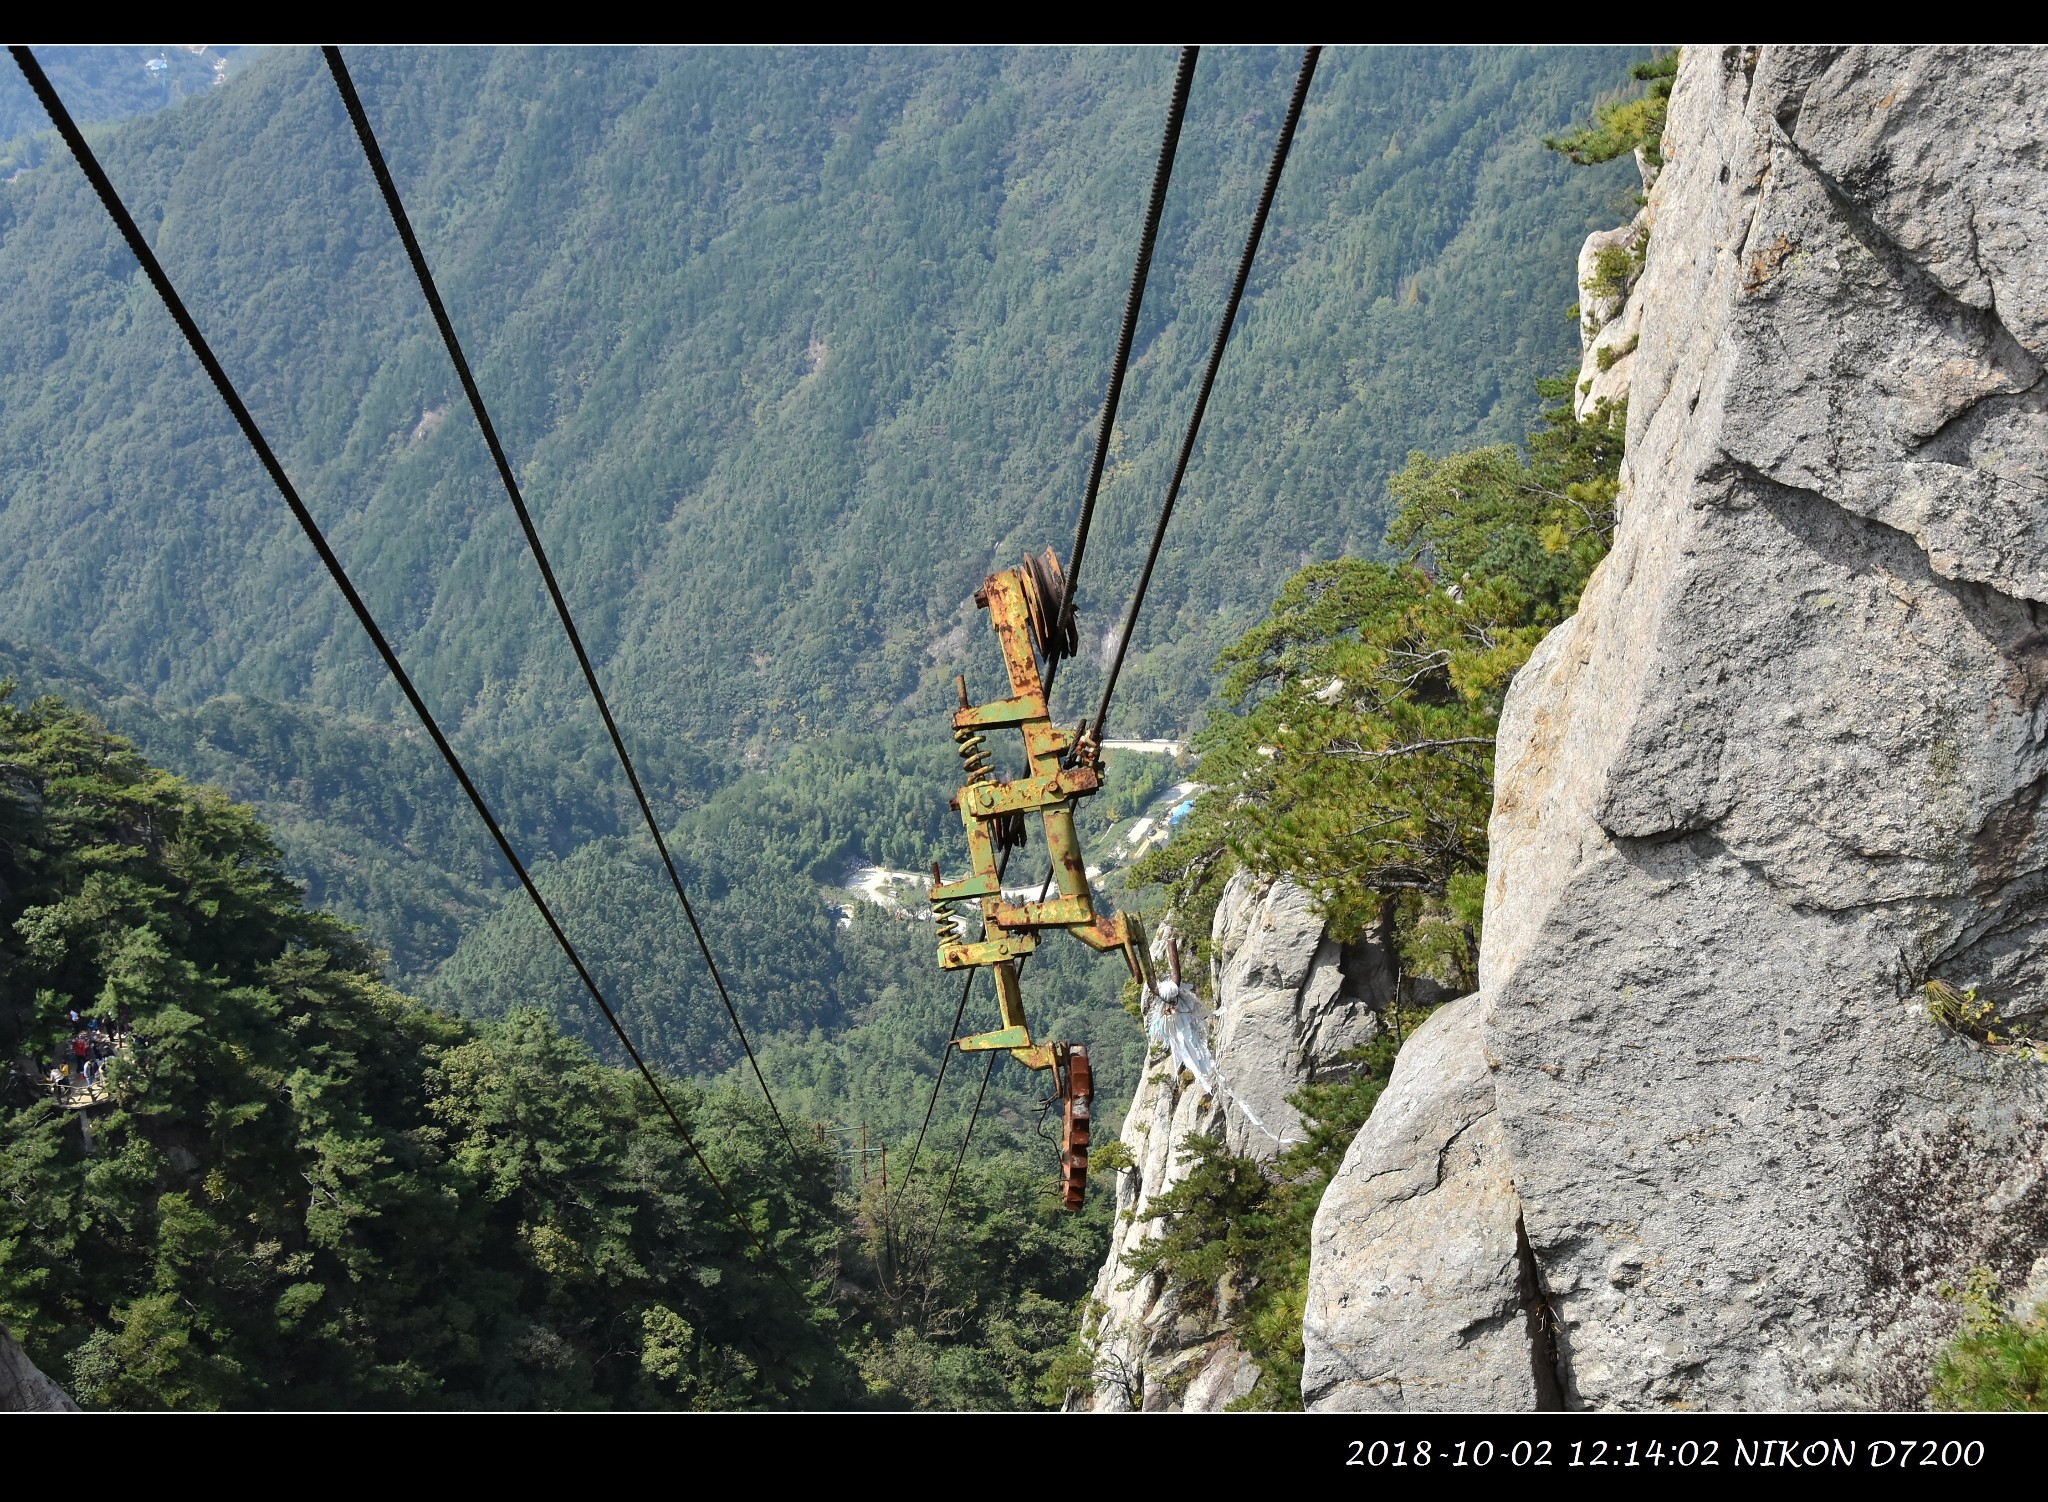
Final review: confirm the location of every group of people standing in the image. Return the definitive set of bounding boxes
[46,1010,124,1102]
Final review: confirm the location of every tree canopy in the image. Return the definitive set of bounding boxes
[1132,375,1623,989]
[1543,51,1679,170]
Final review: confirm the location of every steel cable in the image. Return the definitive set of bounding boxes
[10,45,804,1299]
[937,1050,997,1229]
[322,48,798,1160]
[1092,49,1321,744]
[1048,44,1199,681]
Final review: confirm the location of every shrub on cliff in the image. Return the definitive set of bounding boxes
[1544,51,1679,170]
[1132,372,1623,991]
[1931,1268,2048,1411]
[1118,1031,1400,1409]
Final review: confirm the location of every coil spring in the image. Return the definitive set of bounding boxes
[955,724,994,783]
[957,709,1023,851]
[935,904,967,946]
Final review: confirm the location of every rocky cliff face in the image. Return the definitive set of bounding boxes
[1306,45,2048,1411]
[1302,994,1557,1410]
[1073,872,1385,1410]
[1,1323,77,1412]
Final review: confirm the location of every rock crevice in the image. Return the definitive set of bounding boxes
[1302,995,1551,1411]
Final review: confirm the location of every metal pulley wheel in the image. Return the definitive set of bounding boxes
[1020,547,1078,666]
[1059,1043,1093,1210]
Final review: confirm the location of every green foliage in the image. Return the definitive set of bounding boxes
[1036,1294,1108,1407]
[0,638,1139,1147]
[1133,374,1623,984]
[1595,333,1639,372]
[1119,1030,1403,1409]
[0,636,634,988]
[1584,234,1648,310]
[0,687,1130,1409]
[1931,1268,2048,1411]
[0,687,852,1408]
[837,1153,1114,1410]
[1089,1137,1136,1177]
[1087,750,1176,837]
[1543,52,1679,169]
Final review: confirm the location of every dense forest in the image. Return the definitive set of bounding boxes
[0,691,1124,1406]
[0,45,1664,1408]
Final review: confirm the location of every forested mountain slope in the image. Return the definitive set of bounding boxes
[0,46,1632,774]
[0,49,1675,1408]
[0,689,1118,1408]
[0,46,256,158]
[0,45,1632,1100]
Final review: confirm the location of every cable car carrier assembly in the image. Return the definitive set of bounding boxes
[929,549,1152,1210]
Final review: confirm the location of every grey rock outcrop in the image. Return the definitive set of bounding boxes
[1072,871,1385,1411]
[1574,217,1646,421]
[1491,43,2048,1410]
[1302,995,1553,1411]
[1,1324,77,1412]
[1573,145,1657,421]
[1306,44,2048,1412]
[1208,874,1388,1158]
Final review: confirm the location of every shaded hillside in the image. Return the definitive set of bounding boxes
[0,46,1634,794]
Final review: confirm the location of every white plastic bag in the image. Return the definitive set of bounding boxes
[1144,980,1297,1147]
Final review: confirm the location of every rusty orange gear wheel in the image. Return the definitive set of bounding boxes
[1060,1044,1093,1210]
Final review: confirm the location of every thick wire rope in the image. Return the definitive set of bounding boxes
[938,45,1324,1237]
[9,45,803,1298]
[1092,48,1322,744]
[885,46,1198,1237]
[1047,45,1199,674]
[322,48,797,1160]
[936,1050,998,1229]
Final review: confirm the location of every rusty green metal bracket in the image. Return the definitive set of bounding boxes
[929,551,1157,1081]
